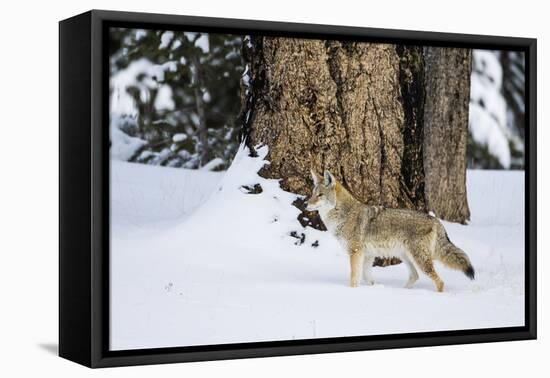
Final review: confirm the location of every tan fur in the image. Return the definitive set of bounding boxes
[349,251,364,287]
[307,170,475,292]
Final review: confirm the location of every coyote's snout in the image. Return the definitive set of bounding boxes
[307,170,475,292]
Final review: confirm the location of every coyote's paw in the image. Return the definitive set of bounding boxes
[404,281,416,289]
[364,279,375,286]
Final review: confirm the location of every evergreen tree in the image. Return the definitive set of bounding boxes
[468,50,525,170]
[109,28,243,169]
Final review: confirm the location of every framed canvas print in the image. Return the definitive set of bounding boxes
[59,10,537,368]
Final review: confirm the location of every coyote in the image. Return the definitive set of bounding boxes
[306,170,475,292]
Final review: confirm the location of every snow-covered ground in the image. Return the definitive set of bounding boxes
[110,146,525,350]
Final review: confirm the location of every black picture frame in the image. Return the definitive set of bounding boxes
[59,9,537,368]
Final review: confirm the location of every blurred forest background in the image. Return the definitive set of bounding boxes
[109,28,525,171]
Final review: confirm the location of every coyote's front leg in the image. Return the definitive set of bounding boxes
[362,254,375,285]
[349,250,364,287]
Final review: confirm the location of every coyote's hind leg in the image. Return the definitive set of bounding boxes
[410,246,444,292]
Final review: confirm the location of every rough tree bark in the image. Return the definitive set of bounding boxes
[423,47,472,223]
[239,37,472,264]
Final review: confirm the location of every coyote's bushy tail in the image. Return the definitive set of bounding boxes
[436,230,475,280]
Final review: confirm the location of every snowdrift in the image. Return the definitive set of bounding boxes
[110,146,525,350]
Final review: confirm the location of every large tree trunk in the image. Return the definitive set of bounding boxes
[423,47,472,223]
[239,37,471,264]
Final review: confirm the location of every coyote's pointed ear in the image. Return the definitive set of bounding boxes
[324,170,335,188]
[311,169,321,186]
